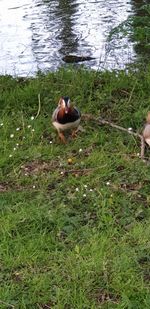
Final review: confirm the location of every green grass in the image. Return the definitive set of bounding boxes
[1,66,150,308]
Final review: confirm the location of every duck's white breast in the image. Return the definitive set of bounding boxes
[53,118,80,131]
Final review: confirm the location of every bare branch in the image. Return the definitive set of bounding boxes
[82,113,146,160]
[35,93,41,119]
[0,300,15,308]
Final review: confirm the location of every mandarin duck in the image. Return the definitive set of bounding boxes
[52,96,81,143]
[143,112,150,146]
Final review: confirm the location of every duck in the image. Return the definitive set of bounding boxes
[143,112,150,146]
[52,96,81,143]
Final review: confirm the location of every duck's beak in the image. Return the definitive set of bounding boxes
[65,102,69,114]
[62,97,70,113]
[65,106,69,114]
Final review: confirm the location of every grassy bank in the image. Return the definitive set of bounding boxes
[1,66,150,308]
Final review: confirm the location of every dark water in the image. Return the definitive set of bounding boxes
[0,0,146,76]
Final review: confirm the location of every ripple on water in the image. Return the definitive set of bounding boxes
[0,0,135,76]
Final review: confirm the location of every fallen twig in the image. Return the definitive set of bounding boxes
[82,113,145,159]
[97,118,145,159]
[127,80,137,104]
[0,300,15,308]
[37,303,54,309]
[21,112,25,132]
[35,93,41,119]
[61,165,107,176]
[98,118,141,138]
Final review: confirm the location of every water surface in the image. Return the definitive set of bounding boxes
[0,0,136,76]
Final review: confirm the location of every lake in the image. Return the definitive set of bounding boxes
[0,0,145,76]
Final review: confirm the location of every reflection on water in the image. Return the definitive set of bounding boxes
[0,0,138,76]
[54,0,79,55]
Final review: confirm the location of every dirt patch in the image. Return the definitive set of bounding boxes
[21,159,94,178]
[20,159,60,175]
[0,182,33,193]
[111,88,130,98]
[93,288,120,304]
[37,302,55,309]
[119,182,143,191]
[0,182,11,192]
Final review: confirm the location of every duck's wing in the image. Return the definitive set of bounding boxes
[74,107,81,118]
[52,108,59,122]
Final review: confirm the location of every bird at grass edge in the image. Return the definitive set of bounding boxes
[52,96,81,144]
[143,111,150,146]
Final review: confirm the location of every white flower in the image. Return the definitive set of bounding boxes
[84,184,88,188]
[31,129,35,132]
[31,116,34,120]
[137,153,140,157]
[49,141,53,144]
[106,181,110,186]
[13,147,16,151]
[9,154,12,158]
[16,127,20,131]
[10,134,14,138]
[33,185,36,189]
[25,173,28,176]
[83,194,86,197]
[89,189,93,192]
[60,171,64,175]
[128,127,132,131]
[16,143,19,147]
[75,188,79,192]
[79,148,83,153]
[0,123,3,127]
[23,136,26,139]
[27,125,31,128]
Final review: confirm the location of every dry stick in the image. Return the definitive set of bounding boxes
[98,118,141,138]
[35,93,41,119]
[0,300,15,308]
[98,118,145,159]
[82,114,145,159]
[127,80,138,104]
[21,111,25,132]
[61,167,104,175]
[37,304,51,309]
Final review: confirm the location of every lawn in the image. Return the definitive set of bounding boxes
[1,66,150,308]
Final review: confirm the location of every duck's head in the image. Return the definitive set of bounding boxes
[58,96,71,114]
[146,112,150,124]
